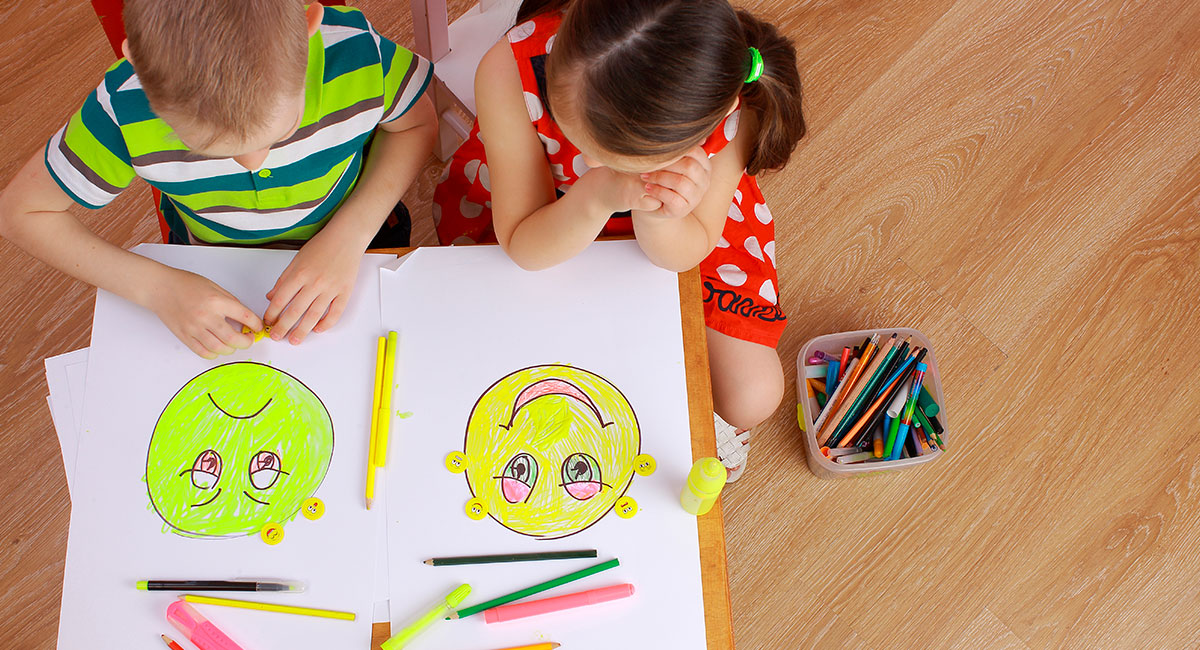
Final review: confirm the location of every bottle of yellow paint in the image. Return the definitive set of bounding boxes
[680,457,727,516]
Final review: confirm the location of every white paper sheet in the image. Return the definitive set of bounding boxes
[58,245,390,649]
[48,364,393,621]
[381,242,707,649]
[44,348,89,495]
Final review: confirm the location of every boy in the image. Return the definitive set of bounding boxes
[0,1,436,358]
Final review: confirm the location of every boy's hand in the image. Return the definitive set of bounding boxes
[264,230,362,344]
[636,146,712,220]
[147,268,261,359]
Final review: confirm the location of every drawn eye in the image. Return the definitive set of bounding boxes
[498,453,538,503]
[187,450,222,489]
[248,451,284,490]
[561,453,602,501]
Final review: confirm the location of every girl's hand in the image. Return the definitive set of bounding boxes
[264,229,363,344]
[578,165,664,215]
[636,147,712,220]
[145,268,260,359]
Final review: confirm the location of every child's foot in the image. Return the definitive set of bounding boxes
[714,413,751,483]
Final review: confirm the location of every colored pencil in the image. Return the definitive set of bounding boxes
[818,337,877,439]
[366,335,385,509]
[449,558,620,619]
[821,335,894,446]
[834,349,914,447]
[160,635,185,650]
[425,550,598,566]
[376,331,398,467]
[181,595,355,621]
[812,357,857,433]
[827,337,909,447]
[838,348,926,448]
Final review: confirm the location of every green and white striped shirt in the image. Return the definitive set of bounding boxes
[45,6,432,245]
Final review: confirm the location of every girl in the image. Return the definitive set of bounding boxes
[433,0,805,482]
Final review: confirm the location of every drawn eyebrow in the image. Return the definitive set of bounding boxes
[190,488,222,508]
[207,393,272,419]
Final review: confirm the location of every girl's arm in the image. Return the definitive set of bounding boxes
[631,110,757,272]
[475,40,655,271]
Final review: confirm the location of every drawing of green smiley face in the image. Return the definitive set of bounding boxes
[146,362,333,538]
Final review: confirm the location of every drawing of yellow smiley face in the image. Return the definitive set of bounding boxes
[457,365,643,539]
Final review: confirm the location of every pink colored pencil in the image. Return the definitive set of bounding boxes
[483,583,634,624]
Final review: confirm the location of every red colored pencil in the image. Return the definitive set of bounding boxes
[161,635,185,650]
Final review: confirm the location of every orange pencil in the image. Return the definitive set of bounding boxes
[834,354,910,447]
[817,335,883,444]
[817,338,876,439]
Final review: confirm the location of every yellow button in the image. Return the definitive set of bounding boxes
[260,522,284,545]
[615,496,638,518]
[301,497,324,520]
[258,169,271,178]
[445,451,468,473]
[465,498,488,520]
[634,454,656,476]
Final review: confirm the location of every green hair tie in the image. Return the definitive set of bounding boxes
[745,47,764,83]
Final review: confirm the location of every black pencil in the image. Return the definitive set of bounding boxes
[424,549,598,566]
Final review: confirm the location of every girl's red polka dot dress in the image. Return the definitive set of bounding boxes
[433,12,785,347]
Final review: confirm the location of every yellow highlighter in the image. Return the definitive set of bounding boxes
[375,331,398,468]
[365,336,386,509]
[381,584,470,650]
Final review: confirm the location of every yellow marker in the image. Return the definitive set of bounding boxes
[180,594,355,621]
[375,331,398,468]
[366,336,385,510]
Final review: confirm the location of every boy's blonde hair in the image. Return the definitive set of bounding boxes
[123,0,309,142]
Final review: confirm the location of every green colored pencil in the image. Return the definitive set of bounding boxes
[826,341,905,446]
[424,549,597,566]
[447,558,620,619]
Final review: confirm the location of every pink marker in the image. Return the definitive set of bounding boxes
[166,601,246,650]
[483,583,634,624]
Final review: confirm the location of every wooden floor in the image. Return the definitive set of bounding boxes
[2,1,1198,648]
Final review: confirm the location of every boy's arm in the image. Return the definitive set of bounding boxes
[263,94,438,343]
[0,151,260,358]
[476,39,660,271]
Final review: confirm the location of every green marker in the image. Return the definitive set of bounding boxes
[883,412,903,458]
[382,584,471,649]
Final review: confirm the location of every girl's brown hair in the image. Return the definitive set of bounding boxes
[519,0,805,175]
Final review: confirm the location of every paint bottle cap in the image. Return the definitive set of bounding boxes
[686,458,727,498]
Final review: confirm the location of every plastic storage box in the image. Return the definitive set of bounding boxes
[796,327,949,479]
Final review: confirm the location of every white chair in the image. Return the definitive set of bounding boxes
[409,0,523,159]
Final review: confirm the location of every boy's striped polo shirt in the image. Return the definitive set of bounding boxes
[44,6,432,245]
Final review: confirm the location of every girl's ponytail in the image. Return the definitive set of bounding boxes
[737,10,806,176]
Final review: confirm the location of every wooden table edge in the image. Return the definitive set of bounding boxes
[368,249,734,649]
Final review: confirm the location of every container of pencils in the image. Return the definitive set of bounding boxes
[796,327,948,478]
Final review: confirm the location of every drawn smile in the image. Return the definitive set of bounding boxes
[190,488,222,508]
[243,491,271,506]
